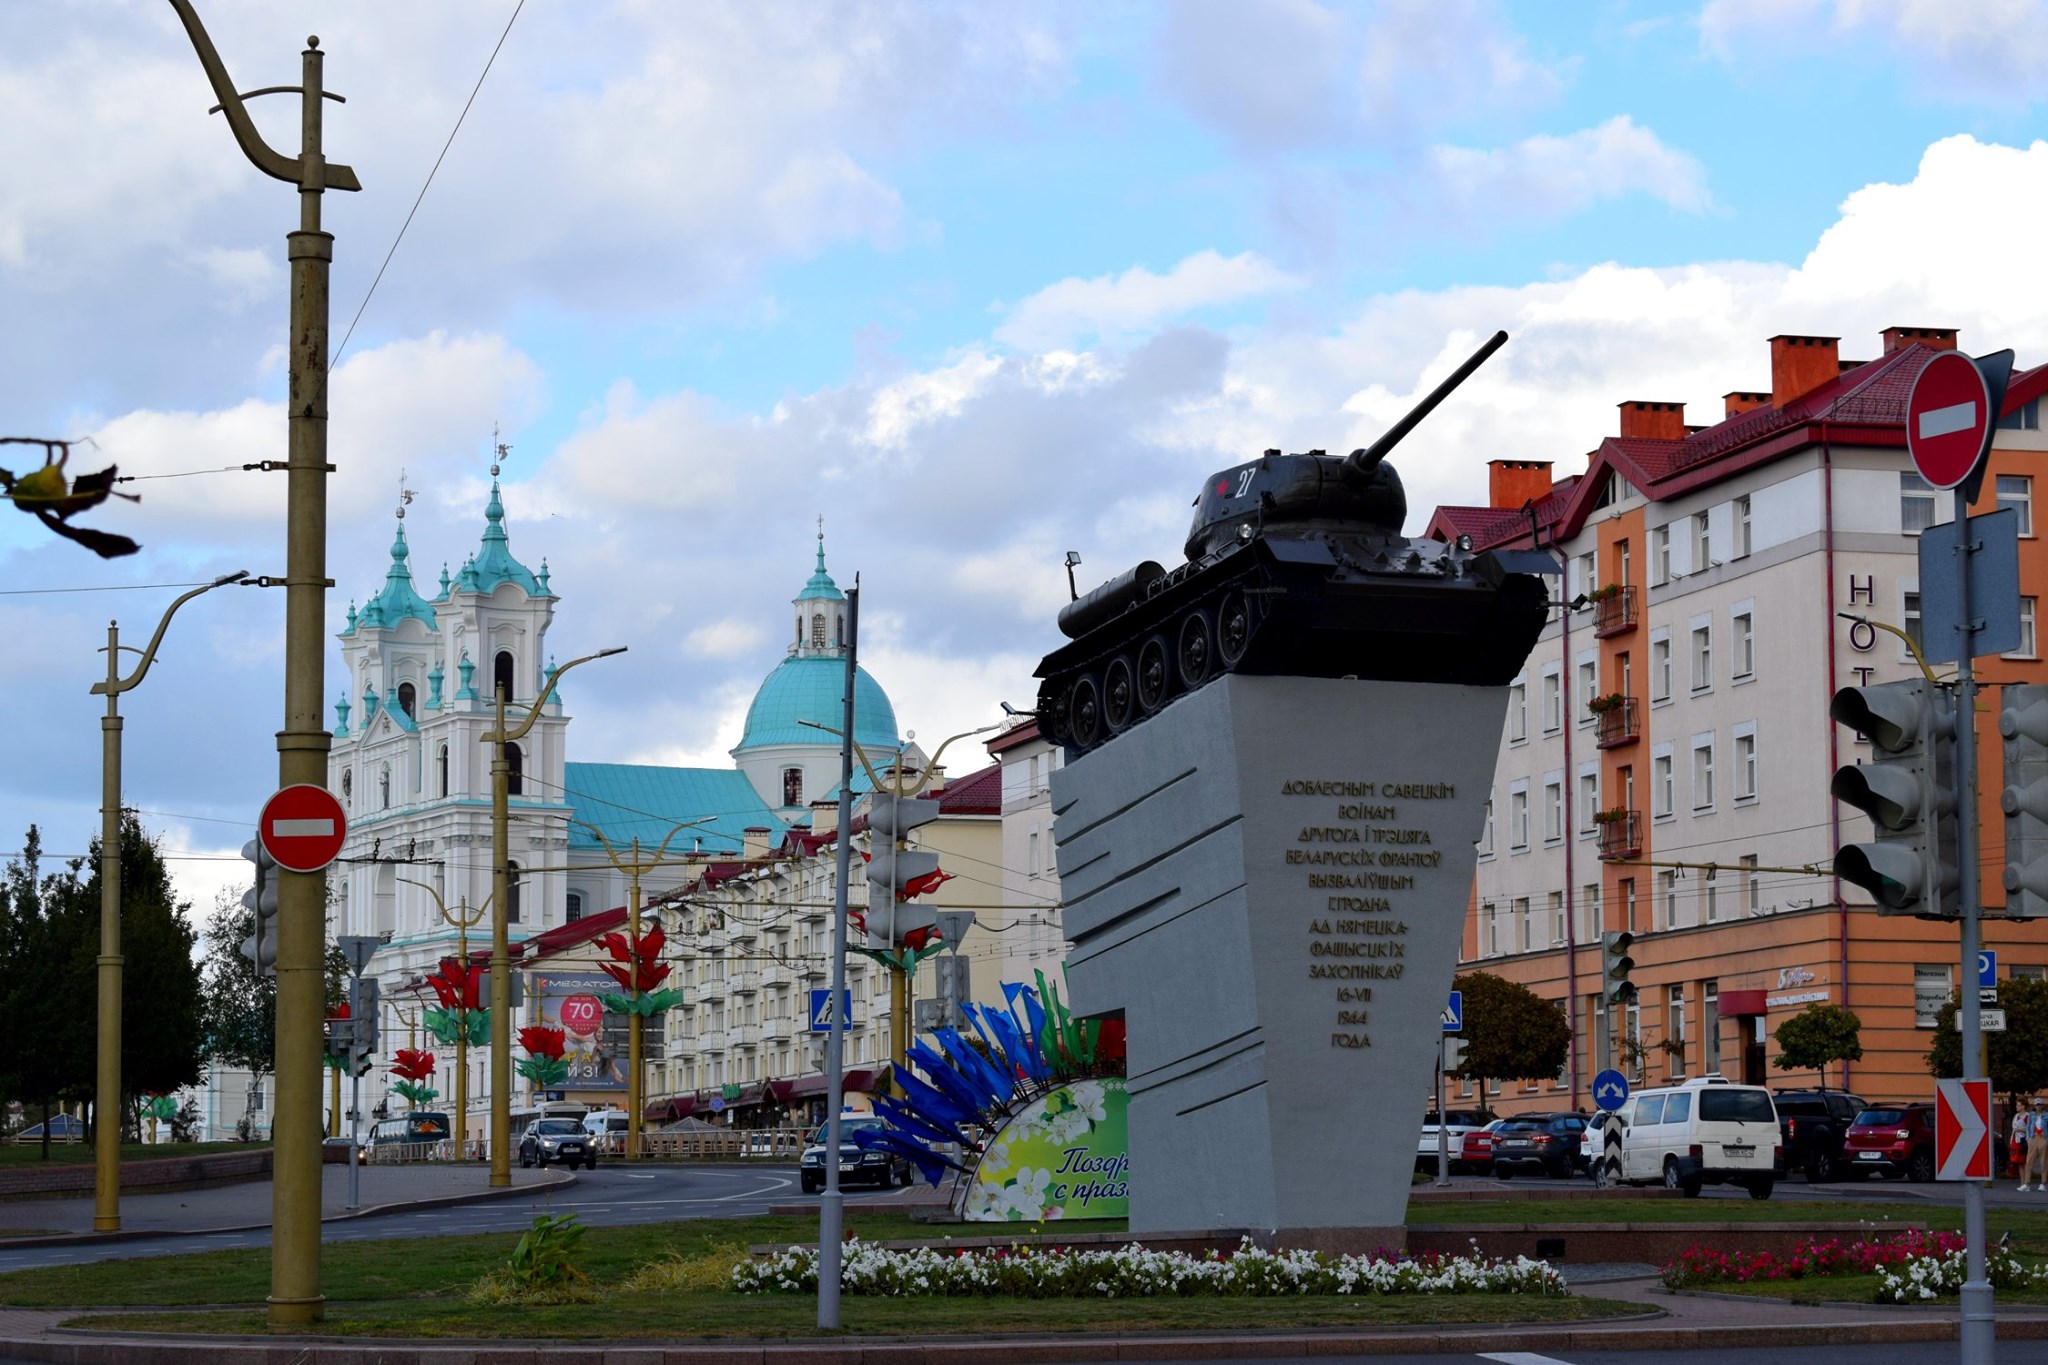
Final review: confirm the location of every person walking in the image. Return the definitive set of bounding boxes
[2013,1104,2030,1183]
[2025,1099,2048,1191]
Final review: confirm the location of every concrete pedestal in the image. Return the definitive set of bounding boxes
[1052,674,1507,1237]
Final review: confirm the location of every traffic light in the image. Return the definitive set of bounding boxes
[864,792,942,950]
[1830,680,1958,916]
[2001,683,2048,918]
[351,978,381,1077]
[1442,1034,1468,1073]
[1601,930,1636,1006]
[239,838,279,977]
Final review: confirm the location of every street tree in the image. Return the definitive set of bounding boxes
[1774,1003,1865,1087]
[1448,970,1571,1110]
[1929,977,2048,1106]
[198,883,349,1117]
[0,827,95,1155]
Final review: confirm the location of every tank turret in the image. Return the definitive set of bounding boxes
[1034,330,1556,758]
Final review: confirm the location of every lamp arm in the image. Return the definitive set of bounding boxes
[95,573,248,696]
[491,646,626,744]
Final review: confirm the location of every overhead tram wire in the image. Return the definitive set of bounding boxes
[331,0,526,368]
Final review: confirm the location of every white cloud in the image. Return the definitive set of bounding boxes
[1700,0,2048,102]
[996,251,1301,351]
[1428,116,1715,223]
[684,618,770,662]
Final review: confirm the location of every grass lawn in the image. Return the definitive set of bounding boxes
[0,1212,1641,1340]
[0,1142,263,1169]
[1676,1273,2048,1307]
[1415,1196,2048,1247]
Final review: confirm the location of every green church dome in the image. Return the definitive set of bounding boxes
[733,655,899,754]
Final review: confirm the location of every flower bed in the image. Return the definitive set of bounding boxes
[731,1237,1566,1299]
[1663,1232,2048,1304]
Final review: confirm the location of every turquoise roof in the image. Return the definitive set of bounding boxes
[466,483,545,597]
[362,524,438,632]
[733,655,899,753]
[797,538,843,602]
[565,762,785,858]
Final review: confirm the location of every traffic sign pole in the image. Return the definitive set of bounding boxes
[1952,476,1992,1363]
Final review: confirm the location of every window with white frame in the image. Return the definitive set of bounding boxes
[1515,896,1532,953]
[1692,736,1716,811]
[1577,658,1597,725]
[1734,494,1752,558]
[1660,869,1679,929]
[1509,785,1530,850]
[1901,473,1937,535]
[1742,853,1760,916]
[1485,902,1501,956]
[1732,606,1755,680]
[1690,620,1713,692]
[1668,984,1687,1074]
[1509,680,1528,743]
[1549,891,1566,946]
[1578,551,1597,604]
[1694,511,1712,571]
[1579,883,1601,942]
[2007,597,2039,661]
[1478,798,1495,857]
[1544,777,1564,844]
[1542,667,1562,734]
[1578,770,1599,836]
[1651,631,1672,703]
[1652,524,1672,585]
[1652,749,1674,819]
[1734,725,1758,802]
[1904,589,1923,655]
[1704,868,1719,923]
[1914,963,1952,1028]
[2000,474,2033,537]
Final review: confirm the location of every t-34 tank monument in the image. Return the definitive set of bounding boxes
[1037,330,1553,1244]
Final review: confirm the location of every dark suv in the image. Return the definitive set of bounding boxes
[1492,1112,1588,1178]
[1772,1089,1865,1182]
[1843,1104,1937,1182]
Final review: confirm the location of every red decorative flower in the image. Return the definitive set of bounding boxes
[424,956,483,1011]
[391,1048,436,1082]
[597,923,671,995]
[518,1025,566,1059]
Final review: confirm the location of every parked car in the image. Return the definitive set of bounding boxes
[1458,1119,1502,1175]
[1416,1109,1489,1174]
[583,1109,629,1154]
[799,1115,912,1193]
[518,1117,597,1170]
[1843,1104,1937,1182]
[1596,1077,1779,1198]
[1771,1088,1866,1182]
[1492,1113,1589,1179]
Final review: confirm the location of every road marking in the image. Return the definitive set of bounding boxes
[627,1174,655,1180]
[1919,399,1978,440]
[1479,1355,1578,1365]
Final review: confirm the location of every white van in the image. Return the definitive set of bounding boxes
[1602,1076,1779,1198]
[583,1109,629,1153]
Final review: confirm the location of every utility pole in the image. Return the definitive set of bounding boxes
[818,580,858,1330]
[89,571,247,1231]
[169,1,360,1326]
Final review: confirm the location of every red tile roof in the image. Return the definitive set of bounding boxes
[935,762,1001,815]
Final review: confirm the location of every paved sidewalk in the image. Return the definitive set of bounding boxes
[0,1162,571,1248]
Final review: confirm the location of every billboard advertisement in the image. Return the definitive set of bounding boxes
[963,1078,1128,1221]
[529,970,662,1093]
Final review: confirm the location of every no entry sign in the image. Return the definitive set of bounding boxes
[1907,351,1994,491]
[259,783,348,873]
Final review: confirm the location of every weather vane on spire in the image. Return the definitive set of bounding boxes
[396,469,413,520]
[490,421,511,480]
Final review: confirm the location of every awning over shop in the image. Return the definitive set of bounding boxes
[1720,989,1769,1016]
[785,1066,888,1100]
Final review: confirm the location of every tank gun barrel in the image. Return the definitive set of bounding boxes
[1345,329,1508,475]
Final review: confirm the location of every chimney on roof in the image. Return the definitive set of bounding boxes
[810,800,838,837]
[1619,400,1686,440]
[1724,391,1770,418]
[1882,325,1958,354]
[1768,334,1840,406]
[743,825,770,859]
[1486,459,1553,510]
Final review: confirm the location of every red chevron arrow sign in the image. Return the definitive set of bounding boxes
[1935,1078,1991,1181]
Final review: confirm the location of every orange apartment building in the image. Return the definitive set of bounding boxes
[1425,326,2048,1115]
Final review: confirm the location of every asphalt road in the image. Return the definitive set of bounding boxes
[0,1163,917,1272]
[1061,1349,2048,1365]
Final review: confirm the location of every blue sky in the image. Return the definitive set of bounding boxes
[5,0,2048,913]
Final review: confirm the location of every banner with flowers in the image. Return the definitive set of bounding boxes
[962,1078,1128,1222]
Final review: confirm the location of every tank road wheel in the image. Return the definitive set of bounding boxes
[1135,636,1171,715]
[1068,674,1103,750]
[1216,588,1254,668]
[1103,656,1137,733]
[1044,684,1072,748]
[1177,610,1213,689]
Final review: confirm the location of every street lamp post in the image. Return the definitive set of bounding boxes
[398,879,489,1159]
[482,646,626,1186]
[169,0,361,1326]
[575,820,708,1158]
[89,570,248,1232]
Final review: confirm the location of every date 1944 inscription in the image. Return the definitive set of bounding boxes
[1281,778,1452,1049]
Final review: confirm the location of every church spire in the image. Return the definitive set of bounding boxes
[791,519,847,658]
